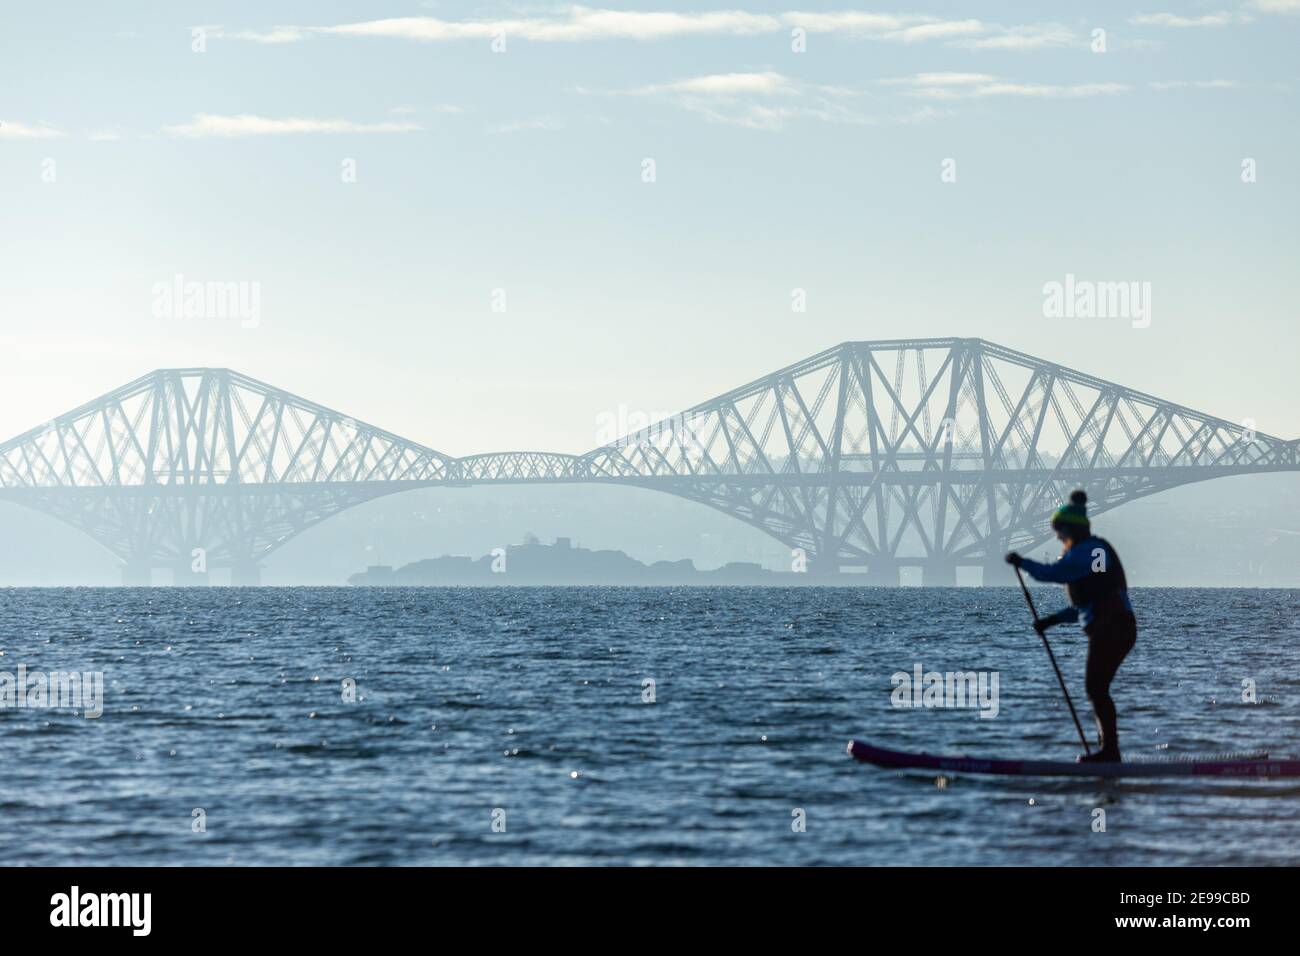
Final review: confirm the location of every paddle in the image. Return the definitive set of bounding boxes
[1014,566,1090,755]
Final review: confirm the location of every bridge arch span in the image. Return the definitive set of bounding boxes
[1,340,1295,584]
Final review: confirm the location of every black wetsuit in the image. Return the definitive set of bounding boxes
[1021,537,1137,759]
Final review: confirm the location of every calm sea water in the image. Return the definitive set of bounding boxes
[1,586,1296,866]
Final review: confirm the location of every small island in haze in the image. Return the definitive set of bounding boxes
[347,533,812,586]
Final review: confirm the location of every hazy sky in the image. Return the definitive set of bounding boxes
[3,1,1298,457]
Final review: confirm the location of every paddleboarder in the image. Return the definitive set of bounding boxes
[1005,490,1136,763]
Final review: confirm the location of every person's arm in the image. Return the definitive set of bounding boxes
[1037,605,1079,630]
[1016,545,1091,584]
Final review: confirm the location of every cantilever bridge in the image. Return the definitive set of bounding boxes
[0,338,1295,585]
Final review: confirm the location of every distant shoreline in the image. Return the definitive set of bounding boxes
[346,536,1299,589]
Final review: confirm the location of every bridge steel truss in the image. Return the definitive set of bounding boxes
[0,369,456,584]
[583,339,1297,583]
[0,340,1295,584]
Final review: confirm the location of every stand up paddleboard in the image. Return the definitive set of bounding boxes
[848,740,1300,779]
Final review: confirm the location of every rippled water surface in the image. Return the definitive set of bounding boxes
[1,586,1296,866]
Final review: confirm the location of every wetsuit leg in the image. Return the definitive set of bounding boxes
[1083,609,1137,759]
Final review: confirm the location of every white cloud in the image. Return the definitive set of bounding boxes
[316,17,489,41]
[594,61,1131,130]
[888,19,986,42]
[696,103,802,130]
[540,8,781,40]
[320,10,780,43]
[0,121,65,139]
[216,26,309,43]
[1251,0,1300,11]
[637,71,793,96]
[1129,12,1237,27]
[889,74,1128,99]
[778,12,1006,45]
[882,72,997,87]
[973,82,1128,98]
[953,24,1078,49]
[669,97,874,130]
[163,114,422,138]
[599,70,940,130]
[780,12,911,33]
[617,71,808,129]
[210,8,1074,51]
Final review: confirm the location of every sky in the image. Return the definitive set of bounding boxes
[2,1,1298,458]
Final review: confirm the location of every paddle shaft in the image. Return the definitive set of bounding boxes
[1014,565,1091,755]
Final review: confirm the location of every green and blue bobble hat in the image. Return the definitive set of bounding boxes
[1051,498,1089,527]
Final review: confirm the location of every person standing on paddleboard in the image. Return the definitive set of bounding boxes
[1004,490,1137,763]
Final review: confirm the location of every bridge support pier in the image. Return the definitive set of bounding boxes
[172,564,210,587]
[118,562,261,586]
[921,560,957,588]
[808,556,841,577]
[864,560,899,587]
[981,557,1011,587]
[231,563,262,587]
[121,563,151,587]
